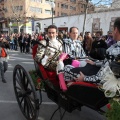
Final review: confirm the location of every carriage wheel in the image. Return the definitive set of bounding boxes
[13,64,39,120]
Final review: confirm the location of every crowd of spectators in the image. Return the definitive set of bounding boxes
[0,29,116,60]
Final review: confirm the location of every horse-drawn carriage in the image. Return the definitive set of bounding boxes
[13,45,109,120]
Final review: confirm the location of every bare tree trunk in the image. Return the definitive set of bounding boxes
[18,24,24,33]
[82,0,89,38]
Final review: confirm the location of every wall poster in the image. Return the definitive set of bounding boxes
[92,18,100,34]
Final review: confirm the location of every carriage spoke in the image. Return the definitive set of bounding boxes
[16,71,23,88]
[19,97,24,105]
[27,95,35,103]
[23,98,27,114]
[26,102,30,118]
[15,76,22,87]
[15,86,21,91]
[18,68,23,79]
[24,76,29,90]
[26,97,35,118]
[23,98,31,119]
[22,71,26,88]
[17,69,22,81]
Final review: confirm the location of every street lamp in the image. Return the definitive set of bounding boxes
[50,2,55,25]
[9,22,12,35]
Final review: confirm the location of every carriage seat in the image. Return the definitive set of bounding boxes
[32,44,98,90]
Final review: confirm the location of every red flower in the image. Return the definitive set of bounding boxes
[107,103,111,109]
[37,78,41,83]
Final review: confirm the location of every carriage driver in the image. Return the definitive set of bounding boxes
[35,25,63,71]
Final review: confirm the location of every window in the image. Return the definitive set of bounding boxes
[0,23,2,29]
[70,0,76,3]
[45,9,51,14]
[14,6,23,11]
[4,8,7,12]
[30,6,42,13]
[45,0,49,3]
[61,4,68,9]
[31,0,42,2]
[81,4,85,8]
[70,6,76,10]
[61,13,67,16]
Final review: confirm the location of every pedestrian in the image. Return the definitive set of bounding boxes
[0,36,9,83]
[25,34,30,54]
[89,31,107,60]
[84,32,93,56]
[106,31,116,48]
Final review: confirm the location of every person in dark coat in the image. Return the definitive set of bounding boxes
[25,34,30,53]
[18,33,26,53]
[89,31,107,60]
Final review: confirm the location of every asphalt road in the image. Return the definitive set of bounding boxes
[0,50,106,120]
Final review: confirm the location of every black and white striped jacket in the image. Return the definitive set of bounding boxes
[63,38,86,59]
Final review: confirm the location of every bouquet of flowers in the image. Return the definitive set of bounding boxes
[106,98,120,120]
[100,66,120,120]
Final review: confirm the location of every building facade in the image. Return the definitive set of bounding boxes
[0,0,55,34]
[55,0,94,16]
[112,0,120,8]
[34,8,120,35]
[0,0,94,34]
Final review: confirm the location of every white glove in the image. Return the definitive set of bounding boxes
[56,61,64,74]
[41,55,48,66]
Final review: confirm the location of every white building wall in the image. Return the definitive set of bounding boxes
[34,9,120,35]
[112,0,120,8]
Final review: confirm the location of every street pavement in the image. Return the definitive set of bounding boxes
[0,50,106,120]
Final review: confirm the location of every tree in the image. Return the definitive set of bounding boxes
[3,0,35,33]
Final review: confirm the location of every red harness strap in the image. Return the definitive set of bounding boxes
[71,81,97,88]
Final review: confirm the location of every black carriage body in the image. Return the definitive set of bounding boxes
[35,60,108,113]
[43,79,108,113]
[13,62,108,120]
[13,44,108,120]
